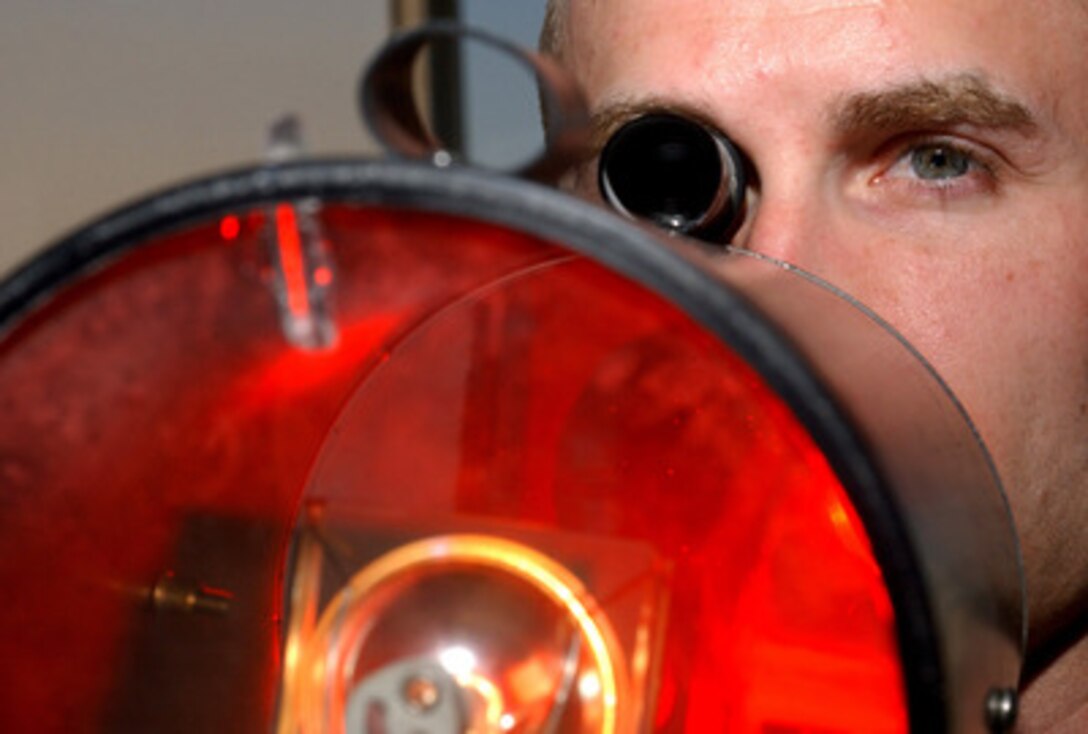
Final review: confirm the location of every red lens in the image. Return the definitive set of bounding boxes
[281,211,909,733]
[0,204,905,733]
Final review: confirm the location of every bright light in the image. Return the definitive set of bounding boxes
[578,671,602,699]
[438,645,478,679]
[218,215,241,241]
[301,535,623,734]
[500,713,516,731]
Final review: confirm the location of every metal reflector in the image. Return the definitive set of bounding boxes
[0,160,1021,733]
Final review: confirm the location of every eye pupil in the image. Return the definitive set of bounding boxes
[911,145,970,180]
[598,114,746,241]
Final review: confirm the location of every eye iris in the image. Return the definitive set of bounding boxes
[910,145,971,180]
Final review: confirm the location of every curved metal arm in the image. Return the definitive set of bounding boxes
[359,21,591,183]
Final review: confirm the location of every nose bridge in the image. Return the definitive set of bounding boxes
[734,162,830,267]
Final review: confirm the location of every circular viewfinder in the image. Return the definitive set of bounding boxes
[598,113,746,241]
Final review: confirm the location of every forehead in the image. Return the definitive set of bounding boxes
[567,0,1086,125]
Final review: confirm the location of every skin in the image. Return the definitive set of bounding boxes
[557,0,1088,730]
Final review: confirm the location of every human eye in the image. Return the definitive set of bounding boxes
[873,136,998,200]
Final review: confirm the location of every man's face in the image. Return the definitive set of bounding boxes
[564,0,1088,646]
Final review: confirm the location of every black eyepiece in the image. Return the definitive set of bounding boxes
[598,113,746,242]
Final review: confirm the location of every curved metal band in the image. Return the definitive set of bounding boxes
[359,21,591,183]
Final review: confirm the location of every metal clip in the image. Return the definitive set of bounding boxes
[262,116,339,350]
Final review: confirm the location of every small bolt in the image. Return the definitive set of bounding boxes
[150,572,232,616]
[432,150,454,168]
[402,674,441,713]
[985,687,1018,733]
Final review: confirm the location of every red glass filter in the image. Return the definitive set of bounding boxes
[0,160,1022,734]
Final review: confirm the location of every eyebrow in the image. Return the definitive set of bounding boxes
[832,74,1039,137]
[588,98,714,150]
[589,74,1040,152]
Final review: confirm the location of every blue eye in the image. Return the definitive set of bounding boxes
[875,137,1000,201]
[909,144,973,180]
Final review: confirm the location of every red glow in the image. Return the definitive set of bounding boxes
[308,255,909,733]
[314,266,333,287]
[0,203,908,733]
[274,204,309,317]
[218,214,241,241]
[234,311,406,406]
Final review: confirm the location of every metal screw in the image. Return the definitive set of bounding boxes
[985,687,1018,733]
[150,572,231,616]
[402,674,441,712]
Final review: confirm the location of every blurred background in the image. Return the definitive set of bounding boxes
[0,0,546,277]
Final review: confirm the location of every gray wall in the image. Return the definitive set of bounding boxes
[0,0,391,276]
[460,0,548,168]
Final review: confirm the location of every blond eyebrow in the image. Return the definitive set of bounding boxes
[589,75,1039,153]
[833,74,1039,136]
[588,100,658,149]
